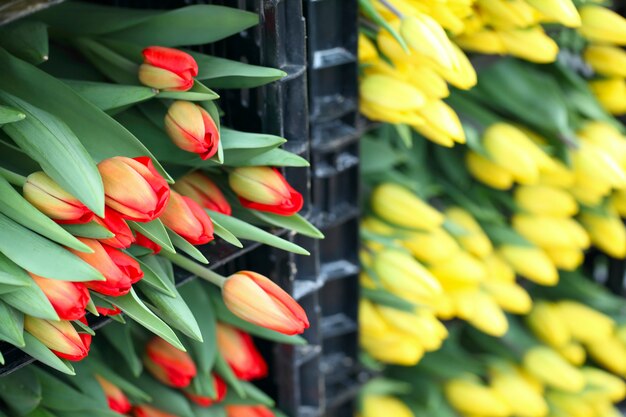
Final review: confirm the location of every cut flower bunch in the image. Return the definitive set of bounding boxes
[0,1,322,378]
[357,1,626,416]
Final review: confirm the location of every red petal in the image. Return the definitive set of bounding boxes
[143,46,198,77]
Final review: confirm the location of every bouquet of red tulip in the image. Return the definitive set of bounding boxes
[0,1,320,373]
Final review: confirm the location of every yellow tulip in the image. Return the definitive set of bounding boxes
[523,346,585,392]
[498,245,558,286]
[525,301,571,348]
[361,331,424,365]
[582,366,626,402]
[547,391,596,417]
[358,33,378,63]
[360,99,426,126]
[466,291,509,337]
[444,377,511,417]
[446,207,493,258]
[557,342,586,366]
[586,336,626,375]
[584,45,626,78]
[414,99,466,146]
[432,43,477,90]
[498,26,559,64]
[477,0,538,29]
[371,183,444,230]
[483,253,516,283]
[359,299,389,337]
[402,228,460,264]
[377,305,447,351]
[455,29,507,54]
[525,0,580,27]
[545,247,584,271]
[400,13,459,70]
[578,121,626,167]
[482,123,540,184]
[579,210,626,258]
[579,5,626,45]
[589,78,626,115]
[514,185,578,217]
[466,151,514,190]
[403,64,450,99]
[363,395,414,417]
[429,251,487,285]
[483,280,532,314]
[490,364,549,417]
[360,74,426,111]
[512,215,589,250]
[555,301,615,344]
[538,159,575,189]
[431,292,457,320]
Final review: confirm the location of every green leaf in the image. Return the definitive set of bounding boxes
[0,20,49,65]
[214,351,245,398]
[134,374,195,417]
[166,228,209,264]
[64,362,108,408]
[0,366,41,416]
[211,216,243,248]
[361,135,403,174]
[208,287,306,345]
[89,361,151,402]
[0,269,30,290]
[61,222,114,239]
[99,323,143,376]
[24,407,58,417]
[0,48,171,181]
[0,105,25,124]
[178,280,217,373]
[0,213,104,281]
[3,278,59,320]
[134,256,176,297]
[223,381,275,407]
[207,211,309,255]
[20,333,75,375]
[141,255,176,288]
[129,219,175,253]
[101,288,185,351]
[361,287,417,312]
[157,81,219,101]
[0,175,91,252]
[359,0,408,51]
[189,51,285,88]
[0,91,105,216]
[64,80,156,112]
[139,283,203,342]
[249,211,324,239]
[191,405,226,417]
[225,147,309,167]
[72,37,139,85]
[106,5,259,47]
[221,128,286,151]
[37,368,106,411]
[0,301,24,347]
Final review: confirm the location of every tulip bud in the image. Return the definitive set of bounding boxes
[144,337,197,388]
[24,316,90,361]
[489,364,548,417]
[184,374,227,406]
[371,183,444,230]
[361,329,425,365]
[173,172,231,215]
[466,151,514,190]
[216,323,268,381]
[414,99,466,146]
[483,124,540,184]
[95,374,132,414]
[164,101,219,160]
[497,245,558,286]
[498,27,559,64]
[558,342,586,366]
[445,207,493,258]
[229,167,303,216]
[584,45,626,78]
[69,238,143,296]
[98,156,170,222]
[225,405,275,417]
[94,207,135,249]
[523,346,585,392]
[589,78,626,115]
[159,191,214,245]
[135,232,161,255]
[363,396,414,417]
[402,228,460,264]
[222,271,309,335]
[514,185,578,217]
[586,336,626,375]
[444,378,511,417]
[579,5,626,45]
[400,13,459,70]
[526,301,571,348]
[134,404,181,417]
[30,273,89,321]
[483,281,532,315]
[139,46,198,91]
[579,210,626,258]
[23,171,94,224]
[360,74,426,112]
[525,0,580,27]
[555,301,615,343]
[358,33,378,63]
[96,305,122,316]
[582,367,626,403]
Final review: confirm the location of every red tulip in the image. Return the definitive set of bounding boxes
[216,323,267,381]
[139,46,198,92]
[134,404,180,417]
[95,374,132,414]
[159,191,214,245]
[96,305,122,316]
[184,374,227,407]
[229,167,303,216]
[222,271,309,335]
[135,232,161,254]
[226,405,275,417]
[69,238,143,296]
[98,156,170,222]
[143,337,197,388]
[94,207,135,249]
[165,101,220,160]
[23,171,94,224]
[30,273,89,321]
[24,316,91,361]
[173,172,232,215]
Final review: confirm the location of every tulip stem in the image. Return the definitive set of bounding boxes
[162,251,225,287]
[0,167,26,187]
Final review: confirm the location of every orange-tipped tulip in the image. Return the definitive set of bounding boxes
[24,316,91,361]
[173,172,232,215]
[143,337,197,388]
[69,238,143,296]
[226,405,275,417]
[134,405,181,417]
[135,232,161,254]
[159,191,214,245]
[139,46,198,92]
[165,101,220,160]
[184,374,227,406]
[95,374,132,414]
[229,167,303,216]
[23,171,93,224]
[216,323,267,381]
[30,273,89,321]
[222,271,309,335]
[94,207,135,249]
[98,156,170,222]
